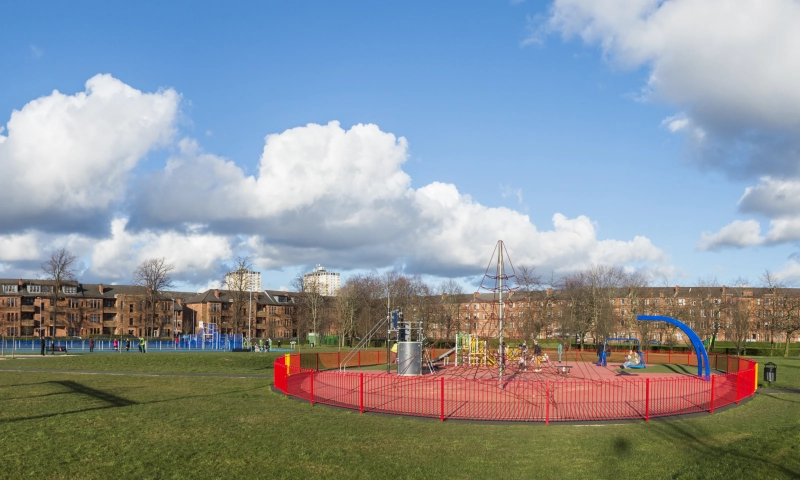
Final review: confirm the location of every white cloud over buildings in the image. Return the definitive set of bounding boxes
[0,75,670,285]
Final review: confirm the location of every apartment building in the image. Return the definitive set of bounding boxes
[0,279,194,338]
[184,289,297,338]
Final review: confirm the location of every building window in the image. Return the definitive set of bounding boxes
[130,304,134,313]
[2,285,17,293]
[69,299,79,308]
[27,284,41,293]
[63,286,76,294]
[89,300,102,309]
[129,318,134,326]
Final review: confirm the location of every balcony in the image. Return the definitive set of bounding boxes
[21,305,35,312]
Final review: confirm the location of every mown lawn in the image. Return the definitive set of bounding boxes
[0,354,798,479]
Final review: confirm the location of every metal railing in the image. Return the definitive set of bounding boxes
[274,352,758,423]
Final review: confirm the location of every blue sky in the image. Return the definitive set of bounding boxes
[2,0,800,291]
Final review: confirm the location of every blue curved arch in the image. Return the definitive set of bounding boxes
[637,315,710,380]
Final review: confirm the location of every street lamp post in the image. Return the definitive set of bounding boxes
[172,298,176,348]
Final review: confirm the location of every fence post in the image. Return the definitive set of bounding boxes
[645,378,650,422]
[310,370,314,405]
[359,373,364,413]
[545,380,550,425]
[440,377,445,422]
[736,368,741,404]
[709,375,715,414]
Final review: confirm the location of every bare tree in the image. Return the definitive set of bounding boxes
[291,271,327,346]
[439,279,465,339]
[335,281,360,348]
[224,256,254,336]
[41,248,77,349]
[133,258,175,337]
[761,270,800,357]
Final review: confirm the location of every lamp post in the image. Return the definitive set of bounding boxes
[248,290,252,342]
[171,298,176,346]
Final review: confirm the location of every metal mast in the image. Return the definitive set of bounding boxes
[497,240,505,387]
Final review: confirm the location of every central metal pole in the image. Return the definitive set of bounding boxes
[498,240,505,388]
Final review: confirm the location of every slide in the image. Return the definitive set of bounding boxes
[434,346,457,362]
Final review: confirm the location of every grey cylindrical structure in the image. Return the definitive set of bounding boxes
[397,341,422,376]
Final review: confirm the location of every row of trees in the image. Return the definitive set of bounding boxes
[290,265,800,357]
[37,248,800,356]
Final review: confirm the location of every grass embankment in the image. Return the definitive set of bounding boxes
[0,353,798,479]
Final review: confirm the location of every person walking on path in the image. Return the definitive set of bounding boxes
[89,337,95,353]
[125,339,130,352]
[113,338,118,351]
[40,336,45,356]
[558,342,563,363]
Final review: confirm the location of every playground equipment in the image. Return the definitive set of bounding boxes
[638,315,710,379]
[340,308,428,376]
[455,333,493,366]
[595,337,645,369]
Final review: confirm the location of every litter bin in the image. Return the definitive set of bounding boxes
[764,362,777,384]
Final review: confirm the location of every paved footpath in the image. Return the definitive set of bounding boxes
[0,367,270,378]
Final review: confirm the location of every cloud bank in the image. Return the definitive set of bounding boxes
[0,75,669,286]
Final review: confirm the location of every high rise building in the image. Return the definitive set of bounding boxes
[303,265,340,296]
[225,270,261,293]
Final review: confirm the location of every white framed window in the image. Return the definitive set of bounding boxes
[63,286,76,294]
[3,285,18,293]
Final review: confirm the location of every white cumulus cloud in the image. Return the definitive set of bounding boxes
[130,121,667,277]
[0,74,179,233]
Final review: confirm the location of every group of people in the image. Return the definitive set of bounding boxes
[87,337,148,353]
[245,337,272,352]
[494,340,552,373]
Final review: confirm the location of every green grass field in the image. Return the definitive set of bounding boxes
[0,353,798,480]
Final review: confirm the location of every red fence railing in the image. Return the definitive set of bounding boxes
[273,353,758,422]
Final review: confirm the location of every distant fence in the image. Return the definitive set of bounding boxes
[0,335,243,353]
[274,351,758,423]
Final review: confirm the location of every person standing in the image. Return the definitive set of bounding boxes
[557,342,563,363]
[89,337,95,353]
[139,337,146,353]
[113,338,118,351]
[40,336,45,356]
[125,339,130,352]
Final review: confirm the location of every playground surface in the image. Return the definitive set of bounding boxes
[278,351,756,423]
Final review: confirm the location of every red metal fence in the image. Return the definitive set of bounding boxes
[274,352,757,422]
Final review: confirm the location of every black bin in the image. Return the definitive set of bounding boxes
[764,362,777,383]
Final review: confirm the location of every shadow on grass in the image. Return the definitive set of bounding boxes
[53,380,137,407]
[0,381,137,424]
[663,364,693,374]
[760,393,800,404]
[654,407,800,478]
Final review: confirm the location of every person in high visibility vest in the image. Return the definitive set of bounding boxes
[139,337,146,353]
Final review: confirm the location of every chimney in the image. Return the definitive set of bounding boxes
[214,289,219,298]
[18,279,23,287]
[722,285,727,294]
[99,284,104,294]
[546,287,553,297]
[674,285,679,295]
[254,293,259,300]
[176,298,183,306]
